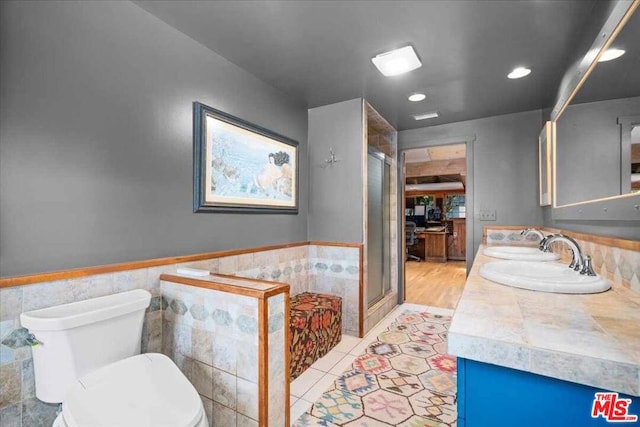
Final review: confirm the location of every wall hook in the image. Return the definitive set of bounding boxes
[321,148,340,168]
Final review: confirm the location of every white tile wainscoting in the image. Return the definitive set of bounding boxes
[0,241,371,427]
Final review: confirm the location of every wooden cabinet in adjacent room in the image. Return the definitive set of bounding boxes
[448,219,466,260]
[425,232,448,262]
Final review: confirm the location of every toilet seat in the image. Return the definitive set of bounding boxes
[60,353,204,427]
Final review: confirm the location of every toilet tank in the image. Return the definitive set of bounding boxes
[20,289,151,403]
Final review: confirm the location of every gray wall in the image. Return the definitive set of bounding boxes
[0,1,308,277]
[399,110,544,258]
[542,209,640,240]
[307,99,364,242]
[556,96,640,206]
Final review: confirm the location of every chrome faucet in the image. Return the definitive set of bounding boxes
[521,228,545,240]
[539,234,596,276]
[520,228,550,251]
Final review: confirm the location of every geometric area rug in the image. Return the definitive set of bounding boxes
[293,309,457,426]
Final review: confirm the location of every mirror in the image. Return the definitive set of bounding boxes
[554,4,640,207]
[539,121,554,206]
[630,124,640,192]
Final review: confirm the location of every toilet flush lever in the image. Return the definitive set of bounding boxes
[26,333,43,347]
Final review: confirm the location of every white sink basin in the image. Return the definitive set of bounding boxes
[479,260,611,294]
[483,246,560,261]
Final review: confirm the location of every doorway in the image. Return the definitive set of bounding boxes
[399,140,473,309]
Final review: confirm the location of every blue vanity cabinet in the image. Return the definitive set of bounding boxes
[457,358,640,427]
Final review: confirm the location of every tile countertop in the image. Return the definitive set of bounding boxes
[448,245,640,397]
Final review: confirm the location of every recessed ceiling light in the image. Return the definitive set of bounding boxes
[372,45,422,77]
[598,48,625,62]
[507,67,532,79]
[413,111,439,120]
[408,93,426,102]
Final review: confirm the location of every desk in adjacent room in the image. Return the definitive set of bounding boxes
[414,231,448,262]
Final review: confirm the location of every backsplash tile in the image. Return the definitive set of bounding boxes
[71,273,114,301]
[0,362,21,409]
[213,401,237,427]
[1,329,29,349]
[213,368,237,409]
[21,359,35,400]
[236,378,259,420]
[484,225,640,294]
[22,280,74,312]
[0,288,22,322]
[540,230,640,292]
[212,339,237,376]
[0,402,21,427]
[201,396,213,427]
[486,229,540,245]
[21,398,58,426]
[192,360,214,399]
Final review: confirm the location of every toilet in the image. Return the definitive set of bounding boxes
[20,289,208,427]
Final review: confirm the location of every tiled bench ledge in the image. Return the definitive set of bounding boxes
[160,272,290,427]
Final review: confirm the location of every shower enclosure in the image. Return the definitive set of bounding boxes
[367,147,392,306]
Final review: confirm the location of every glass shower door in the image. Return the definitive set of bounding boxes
[367,148,391,306]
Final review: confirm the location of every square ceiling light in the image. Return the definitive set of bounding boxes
[372,45,422,77]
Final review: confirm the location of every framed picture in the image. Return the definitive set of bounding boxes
[193,102,298,213]
[539,121,555,206]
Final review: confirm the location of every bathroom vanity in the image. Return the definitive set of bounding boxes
[449,247,640,426]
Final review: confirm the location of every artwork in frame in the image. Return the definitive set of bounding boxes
[193,102,298,213]
[539,121,555,207]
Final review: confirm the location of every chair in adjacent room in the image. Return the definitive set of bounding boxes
[406,221,421,262]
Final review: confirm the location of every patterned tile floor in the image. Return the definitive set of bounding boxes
[291,303,456,426]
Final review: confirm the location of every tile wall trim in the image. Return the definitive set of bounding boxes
[307,241,362,248]
[284,291,291,426]
[483,225,640,251]
[358,245,364,338]
[258,297,268,425]
[0,241,364,288]
[160,273,289,300]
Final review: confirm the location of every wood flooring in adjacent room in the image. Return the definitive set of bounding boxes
[404,260,467,309]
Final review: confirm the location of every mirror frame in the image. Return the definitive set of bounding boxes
[550,0,640,221]
[539,121,554,206]
[620,115,640,194]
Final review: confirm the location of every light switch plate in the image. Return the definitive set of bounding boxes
[479,209,497,221]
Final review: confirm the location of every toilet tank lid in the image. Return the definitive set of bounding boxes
[20,289,151,331]
[62,353,203,427]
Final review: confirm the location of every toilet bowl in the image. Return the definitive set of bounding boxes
[51,353,207,427]
[20,290,208,427]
